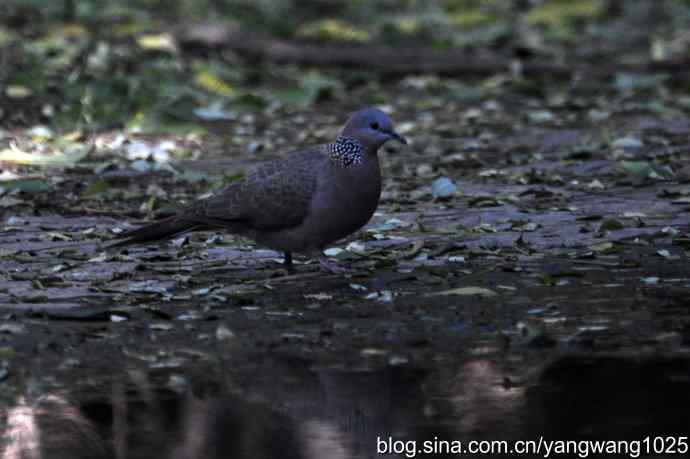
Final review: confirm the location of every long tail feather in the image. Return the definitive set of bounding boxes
[109,216,198,248]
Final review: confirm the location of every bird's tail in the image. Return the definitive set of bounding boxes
[109,216,198,248]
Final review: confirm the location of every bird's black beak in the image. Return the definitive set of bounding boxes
[388,130,408,145]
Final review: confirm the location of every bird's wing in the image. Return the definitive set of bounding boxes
[187,148,323,231]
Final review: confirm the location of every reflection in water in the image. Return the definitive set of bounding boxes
[446,360,524,437]
[2,395,111,459]
[3,400,40,459]
[523,356,690,440]
[2,355,690,458]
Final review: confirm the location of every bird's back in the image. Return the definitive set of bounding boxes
[190,147,325,232]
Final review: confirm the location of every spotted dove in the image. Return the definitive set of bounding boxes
[111,107,407,267]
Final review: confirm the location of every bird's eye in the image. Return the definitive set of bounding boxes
[370,122,379,130]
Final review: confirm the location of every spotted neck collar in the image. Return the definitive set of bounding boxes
[328,136,364,168]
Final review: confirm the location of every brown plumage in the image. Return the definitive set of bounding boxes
[110,108,407,266]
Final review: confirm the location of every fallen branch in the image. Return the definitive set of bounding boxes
[178,22,690,79]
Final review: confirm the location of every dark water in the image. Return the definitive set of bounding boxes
[3,352,690,459]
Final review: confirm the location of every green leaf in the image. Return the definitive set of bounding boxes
[273,71,343,108]
[540,274,557,286]
[620,161,649,176]
[620,161,674,179]
[0,145,90,168]
[82,179,111,197]
[297,19,371,43]
[194,68,235,96]
[232,93,268,110]
[0,179,51,193]
[600,219,624,231]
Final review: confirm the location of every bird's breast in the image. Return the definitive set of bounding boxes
[307,160,382,247]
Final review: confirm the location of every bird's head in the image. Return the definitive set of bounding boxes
[341,107,407,151]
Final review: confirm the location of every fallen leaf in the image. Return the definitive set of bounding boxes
[0,145,90,168]
[0,179,51,193]
[612,136,643,149]
[0,197,24,207]
[5,85,32,98]
[590,242,614,252]
[304,292,333,300]
[429,287,498,297]
[600,219,624,231]
[194,101,236,121]
[137,33,177,53]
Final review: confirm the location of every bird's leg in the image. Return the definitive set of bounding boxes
[270,252,294,276]
[319,256,354,274]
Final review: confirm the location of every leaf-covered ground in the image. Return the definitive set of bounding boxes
[2,75,689,391]
[1,1,690,456]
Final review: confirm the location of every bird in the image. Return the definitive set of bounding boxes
[110,107,407,271]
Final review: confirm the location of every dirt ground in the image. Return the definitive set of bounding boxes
[1,81,690,456]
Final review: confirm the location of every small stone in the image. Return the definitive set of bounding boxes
[216,324,235,341]
[349,283,367,291]
[60,358,81,369]
[247,141,264,154]
[167,374,190,392]
[661,226,679,235]
[323,247,343,257]
[587,179,605,190]
[527,110,555,123]
[6,216,25,225]
[431,177,457,199]
[478,169,502,177]
[171,236,189,248]
[28,125,54,139]
[88,252,109,263]
[176,311,203,321]
[130,159,152,172]
[416,164,434,177]
[365,290,394,302]
[388,355,409,366]
[345,241,367,255]
[587,109,610,122]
